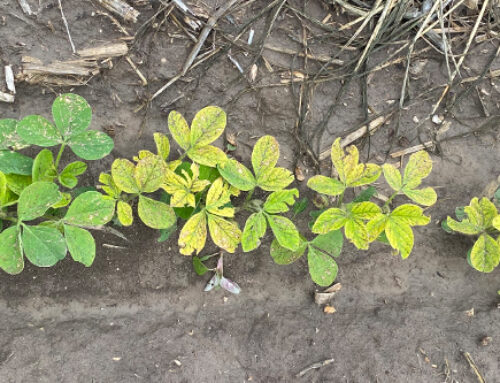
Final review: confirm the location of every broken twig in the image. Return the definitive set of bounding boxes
[57,0,76,53]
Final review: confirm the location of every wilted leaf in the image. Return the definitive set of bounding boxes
[353,186,376,203]
[157,220,177,243]
[17,182,61,221]
[64,225,96,267]
[220,277,241,295]
[293,197,308,216]
[0,226,24,275]
[193,256,210,275]
[22,224,66,267]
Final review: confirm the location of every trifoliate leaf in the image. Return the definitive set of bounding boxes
[117,200,133,226]
[17,182,61,221]
[241,212,267,252]
[168,110,191,150]
[68,130,114,160]
[64,225,96,267]
[307,175,345,196]
[64,191,115,226]
[17,115,61,147]
[265,213,300,251]
[178,211,207,255]
[207,213,241,253]
[52,93,92,138]
[22,224,66,267]
[469,233,500,273]
[190,106,226,147]
[137,195,176,229]
[263,189,298,214]
[218,159,256,191]
[0,226,24,275]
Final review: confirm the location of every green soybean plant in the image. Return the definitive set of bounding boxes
[0,93,115,274]
[444,195,500,273]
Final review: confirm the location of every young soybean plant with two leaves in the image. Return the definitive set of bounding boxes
[0,93,115,274]
[272,138,436,285]
[445,197,500,273]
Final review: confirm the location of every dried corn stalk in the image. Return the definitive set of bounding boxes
[96,0,140,23]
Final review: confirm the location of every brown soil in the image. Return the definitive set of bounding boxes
[0,1,499,382]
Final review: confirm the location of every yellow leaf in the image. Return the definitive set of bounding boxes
[154,132,170,160]
[385,219,414,259]
[241,212,267,251]
[344,218,369,250]
[446,217,481,235]
[348,163,381,187]
[256,167,294,192]
[470,233,500,272]
[390,204,430,226]
[307,175,345,196]
[382,163,402,191]
[493,215,500,231]
[111,159,139,194]
[187,145,227,167]
[207,214,241,253]
[366,214,387,241]
[190,106,226,147]
[403,150,432,189]
[134,154,166,193]
[117,200,133,226]
[312,208,348,234]
[402,187,437,206]
[464,197,497,229]
[178,211,207,255]
[168,110,190,150]
[479,197,498,228]
[167,160,182,171]
[252,135,279,177]
[206,178,230,209]
[350,201,381,220]
[330,138,345,181]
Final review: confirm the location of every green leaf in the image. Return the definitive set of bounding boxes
[207,213,241,253]
[64,225,96,267]
[353,186,376,203]
[494,188,500,204]
[32,149,56,182]
[266,213,300,251]
[0,171,7,204]
[469,233,500,273]
[198,165,220,182]
[5,174,32,195]
[0,150,34,175]
[382,164,402,191]
[193,256,210,275]
[59,161,87,188]
[135,154,166,193]
[154,132,170,160]
[69,130,114,160]
[441,219,453,233]
[179,211,207,255]
[0,226,24,275]
[17,182,61,221]
[111,159,139,193]
[402,150,432,189]
[190,106,226,147]
[263,188,298,214]
[168,111,191,150]
[312,208,348,234]
[218,159,256,191]
[307,175,345,196]
[52,93,92,138]
[0,119,18,150]
[241,212,267,252]
[137,195,176,229]
[252,135,279,177]
[63,191,115,226]
[52,192,72,208]
[17,115,61,147]
[270,235,307,265]
[256,167,294,192]
[455,206,466,221]
[293,197,308,216]
[157,220,177,243]
[311,230,343,258]
[22,225,66,267]
[307,245,338,286]
[117,200,133,226]
[187,145,227,167]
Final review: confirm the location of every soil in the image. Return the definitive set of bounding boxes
[1,1,499,382]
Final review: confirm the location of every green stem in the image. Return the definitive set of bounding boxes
[55,143,66,170]
[383,191,399,209]
[337,191,345,207]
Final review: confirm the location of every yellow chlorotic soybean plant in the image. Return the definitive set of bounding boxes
[100,106,438,292]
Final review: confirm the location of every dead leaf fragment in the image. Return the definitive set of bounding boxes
[225,131,237,146]
[295,166,305,182]
[315,283,342,305]
[480,336,492,346]
[324,305,336,314]
[465,308,475,317]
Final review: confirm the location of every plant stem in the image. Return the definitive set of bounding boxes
[383,191,399,209]
[241,188,255,211]
[337,191,345,207]
[55,143,66,169]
